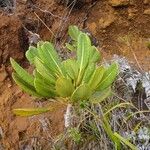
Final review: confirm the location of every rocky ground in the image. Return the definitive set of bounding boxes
[0,0,150,149]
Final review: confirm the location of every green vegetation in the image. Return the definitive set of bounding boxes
[10,25,118,113]
[10,26,138,149]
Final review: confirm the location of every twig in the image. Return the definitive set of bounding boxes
[34,12,56,39]
[81,1,98,28]
[54,0,77,46]
[126,39,150,84]
[32,4,64,20]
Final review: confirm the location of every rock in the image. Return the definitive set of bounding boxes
[28,32,41,45]
[0,65,8,82]
[144,0,150,4]
[55,0,92,8]
[129,0,135,5]
[128,8,137,20]
[98,15,115,29]
[109,0,129,7]
[144,9,150,15]
[0,126,3,138]
[87,22,97,35]
[0,87,12,105]
[15,118,29,131]
[22,0,28,2]
[9,118,29,138]
[88,3,115,32]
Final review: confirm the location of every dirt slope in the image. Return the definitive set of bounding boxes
[0,0,150,149]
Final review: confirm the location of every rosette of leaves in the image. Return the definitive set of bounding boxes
[10,26,119,116]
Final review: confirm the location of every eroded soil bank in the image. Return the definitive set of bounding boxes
[0,0,150,149]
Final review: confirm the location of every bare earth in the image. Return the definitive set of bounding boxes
[0,0,150,149]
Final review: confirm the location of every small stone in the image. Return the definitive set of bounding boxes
[128,8,137,20]
[21,0,28,3]
[99,15,115,29]
[10,118,28,132]
[0,65,8,82]
[144,9,150,15]
[28,32,41,45]
[144,0,150,4]
[102,30,106,33]
[129,0,134,5]
[87,22,97,35]
[109,0,129,7]
[7,83,12,88]
[0,126,3,138]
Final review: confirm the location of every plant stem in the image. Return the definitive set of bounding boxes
[64,104,73,128]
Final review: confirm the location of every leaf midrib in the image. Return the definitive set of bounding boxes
[44,45,63,76]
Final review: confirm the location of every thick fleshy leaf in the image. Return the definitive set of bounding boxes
[62,59,78,81]
[34,69,55,88]
[76,33,91,85]
[56,77,74,97]
[13,108,52,117]
[34,57,56,85]
[36,41,44,47]
[38,42,64,76]
[71,84,92,102]
[12,73,41,97]
[36,41,44,58]
[89,46,101,63]
[34,77,56,98]
[97,63,119,91]
[77,33,91,70]
[10,58,34,87]
[89,87,111,104]
[25,46,38,64]
[82,63,96,83]
[88,66,105,91]
[65,43,76,51]
[68,26,81,41]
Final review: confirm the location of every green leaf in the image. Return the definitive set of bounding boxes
[89,46,101,63]
[89,87,111,104]
[62,59,78,81]
[37,41,44,48]
[13,107,51,117]
[88,66,105,91]
[38,42,64,76]
[97,63,119,91]
[114,132,138,150]
[104,102,132,116]
[10,58,34,87]
[68,26,81,41]
[25,46,38,64]
[12,73,41,97]
[68,127,82,144]
[34,77,56,98]
[71,84,91,102]
[77,33,91,71]
[34,57,56,85]
[76,33,91,85]
[65,43,76,51]
[33,70,57,97]
[82,63,95,83]
[56,77,74,97]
